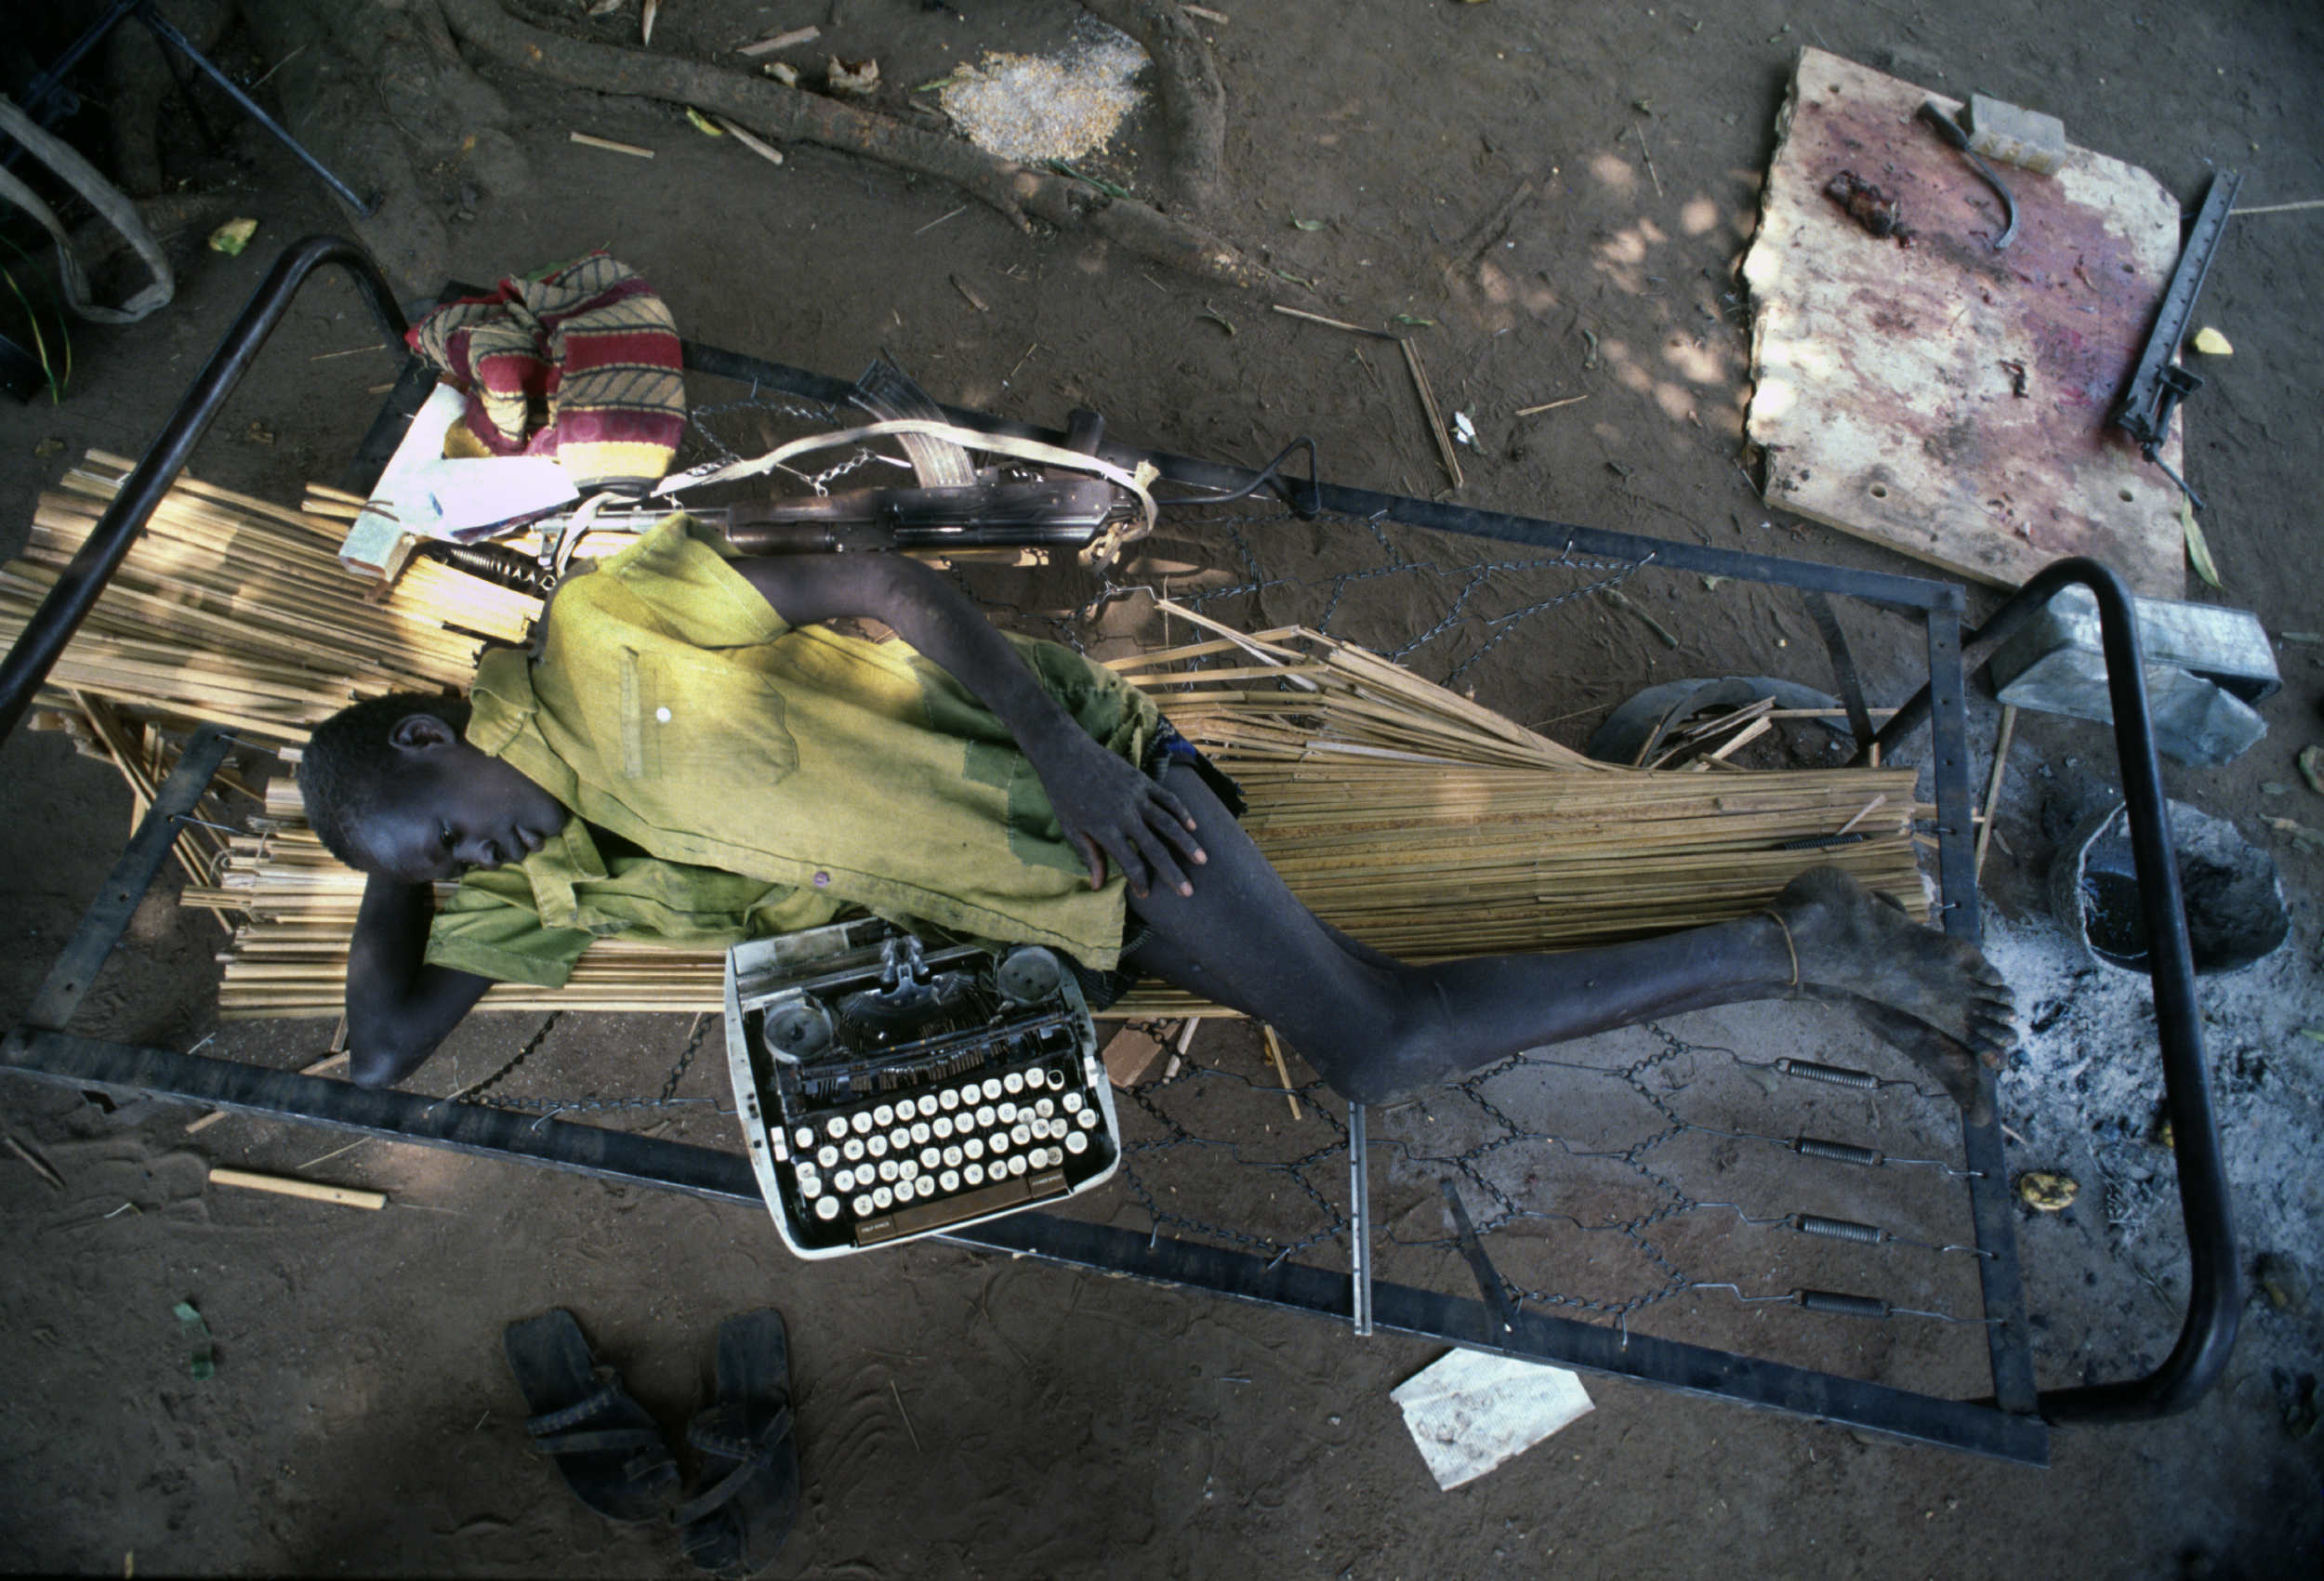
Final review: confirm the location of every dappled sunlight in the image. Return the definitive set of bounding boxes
[1591,218,1671,296]
[1597,336,1655,396]
[1587,148,1638,199]
[1651,381,1694,420]
[1660,335,1727,385]
[1680,195,1721,236]
[1473,259,1564,321]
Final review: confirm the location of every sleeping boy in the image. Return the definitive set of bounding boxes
[301,517,2018,1104]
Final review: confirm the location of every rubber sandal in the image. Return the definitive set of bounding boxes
[503,1309,681,1523]
[673,1309,799,1576]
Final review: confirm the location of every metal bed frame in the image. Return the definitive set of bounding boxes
[0,237,2239,1466]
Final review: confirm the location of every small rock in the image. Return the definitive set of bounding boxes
[2262,782,2291,797]
[2298,745,2324,796]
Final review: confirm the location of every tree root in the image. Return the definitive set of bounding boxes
[434,0,1276,293]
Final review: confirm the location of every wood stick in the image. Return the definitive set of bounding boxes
[1260,1024,1301,1122]
[1400,337,1464,490]
[6,1135,66,1190]
[1515,394,1589,416]
[1975,705,2017,883]
[1833,795,1888,837]
[1271,304,1389,338]
[570,131,654,158]
[712,115,786,168]
[208,1166,385,1210]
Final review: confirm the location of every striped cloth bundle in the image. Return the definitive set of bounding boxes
[409,251,685,493]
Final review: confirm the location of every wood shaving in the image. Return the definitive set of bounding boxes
[937,22,1149,165]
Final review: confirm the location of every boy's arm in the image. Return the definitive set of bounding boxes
[345,874,495,1087]
[729,552,1205,898]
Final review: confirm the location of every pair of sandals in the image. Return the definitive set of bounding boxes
[505,1308,799,1576]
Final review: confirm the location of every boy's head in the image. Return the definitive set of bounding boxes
[301,692,567,882]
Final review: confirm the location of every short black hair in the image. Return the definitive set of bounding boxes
[300,692,471,869]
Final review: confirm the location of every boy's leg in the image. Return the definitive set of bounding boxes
[1122,763,2015,1104]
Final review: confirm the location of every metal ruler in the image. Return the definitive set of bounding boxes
[2111,169,2243,507]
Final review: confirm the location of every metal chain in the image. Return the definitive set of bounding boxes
[447,1011,721,1122]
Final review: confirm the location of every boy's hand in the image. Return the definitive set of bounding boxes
[1032,734,1205,899]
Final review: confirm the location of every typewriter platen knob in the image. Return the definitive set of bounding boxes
[996,946,1064,1007]
[766,1000,835,1060]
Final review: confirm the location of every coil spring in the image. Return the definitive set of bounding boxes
[1792,1135,1885,1167]
[419,540,557,598]
[1793,1213,1889,1245]
[1774,1057,1879,1090]
[1795,1289,1893,1319]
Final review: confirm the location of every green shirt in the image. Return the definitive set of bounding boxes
[424,517,1161,988]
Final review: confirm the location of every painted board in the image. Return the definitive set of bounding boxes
[1744,48,2186,599]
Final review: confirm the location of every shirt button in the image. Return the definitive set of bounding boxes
[812,871,830,887]
[654,705,671,722]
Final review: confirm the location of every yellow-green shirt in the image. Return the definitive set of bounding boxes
[423,517,1161,987]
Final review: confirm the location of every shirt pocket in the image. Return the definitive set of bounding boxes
[618,645,799,797]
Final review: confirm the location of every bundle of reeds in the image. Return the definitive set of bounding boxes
[6,452,536,744]
[1100,602,1923,1015]
[10,453,542,893]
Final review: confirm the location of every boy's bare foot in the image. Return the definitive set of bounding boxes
[1773,865,2017,1119]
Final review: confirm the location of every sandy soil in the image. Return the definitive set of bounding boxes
[3,1,2321,1575]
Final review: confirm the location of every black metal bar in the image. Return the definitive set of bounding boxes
[21,726,234,1032]
[1928,607,2042,1417]
[1439,1178,1518,1336]
[1923,605,2040,1417]
[0,236,410,742]
[8,0,139,131]
[2021,564,2240,1423]
[1803,590,1876,751]
[957,1213,2051,1466]
[131,2,381,216]
[679,344,1967,613]
[0,1028,768,1200]
[0,1012,2053,1465]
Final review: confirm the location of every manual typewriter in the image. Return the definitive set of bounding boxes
[723,919,1123,1258]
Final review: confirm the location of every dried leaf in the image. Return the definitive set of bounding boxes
[684,107,723,136]
[1291,216,1327,231]
[1393,314,1435,327]
[2014,1171,2078,1211]
[2182,497,2223,589]
[2191,326,2233,356]
[207,217,257,256]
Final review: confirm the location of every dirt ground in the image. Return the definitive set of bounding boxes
[3,1,2322,1575]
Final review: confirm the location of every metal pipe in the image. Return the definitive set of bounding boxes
[0,236,410,742]
[2028,562,2240,1423]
